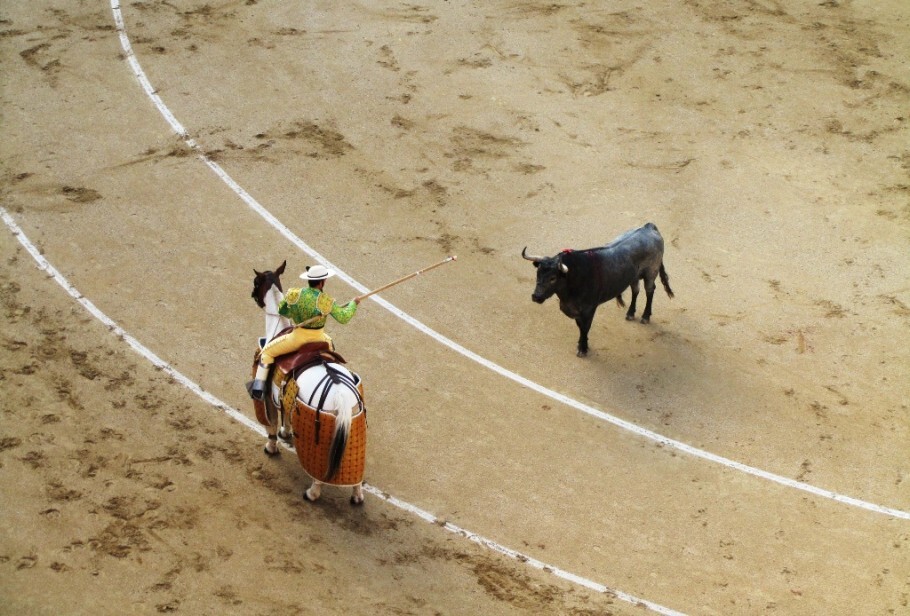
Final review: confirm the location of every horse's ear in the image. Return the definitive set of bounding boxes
[276,260,286,275]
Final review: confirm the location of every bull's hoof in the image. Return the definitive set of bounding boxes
[640,317,650,324]
[625,314,636,321]
[576,349,588,358]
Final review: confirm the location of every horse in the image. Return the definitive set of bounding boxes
[250,261,367,505]
[250,261,294,444]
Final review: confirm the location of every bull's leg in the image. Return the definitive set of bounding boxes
[575,309,596,357]
[350,483,364,506]
[641,275,657,324]
[303,480,323,502]
[626,279,641,321]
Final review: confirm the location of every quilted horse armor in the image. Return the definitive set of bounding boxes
[251,340,366,486]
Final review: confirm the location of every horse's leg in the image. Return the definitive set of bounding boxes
[264,433,279,456]
[277,407,293,443]
[303,480,323,502]
[350,483,364,506]
[263,393,281,457]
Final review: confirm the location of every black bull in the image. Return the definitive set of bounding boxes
[522,223,674,357]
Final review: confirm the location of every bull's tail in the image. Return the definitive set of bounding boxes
[659,262,674,298]
[324,388,352,482]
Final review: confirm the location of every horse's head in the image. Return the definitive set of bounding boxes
[251,260,286,308]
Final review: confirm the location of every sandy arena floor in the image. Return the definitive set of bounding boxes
[1,1,908,614]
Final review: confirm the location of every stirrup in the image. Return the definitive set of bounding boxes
[249,379,266,400]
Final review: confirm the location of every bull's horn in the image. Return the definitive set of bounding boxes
[559,262,569,274]
[521,247,546,262]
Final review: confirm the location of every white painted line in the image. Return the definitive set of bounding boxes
[109,2,909,521]
[2,207,684,616]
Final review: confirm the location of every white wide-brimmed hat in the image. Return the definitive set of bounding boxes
[300,264,335,281]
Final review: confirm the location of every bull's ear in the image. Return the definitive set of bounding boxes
[276,260,286,275]
[533,262,540,268]
[254,269,262,276]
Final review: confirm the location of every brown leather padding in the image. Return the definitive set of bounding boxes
[251,348,269,427]
[253,399,269,428]
[291,383,366,486]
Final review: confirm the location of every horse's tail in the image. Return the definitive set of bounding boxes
[324,387,352,482]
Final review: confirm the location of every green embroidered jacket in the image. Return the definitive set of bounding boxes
[279,287,357,328]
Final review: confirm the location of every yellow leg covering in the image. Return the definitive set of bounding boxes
[259,328,333,365]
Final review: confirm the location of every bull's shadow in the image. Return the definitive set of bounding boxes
[541,306,770,446]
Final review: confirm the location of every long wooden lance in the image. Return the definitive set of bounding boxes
[353,255,457,304]
[295,256,457,328]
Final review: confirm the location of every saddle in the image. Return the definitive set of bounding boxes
[274,341,346,377]
[251,336,346,427]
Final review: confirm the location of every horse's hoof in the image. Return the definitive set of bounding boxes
[278,431,293,443]
[350,496,364,507]
[263,446,280,457]
[303,490,318,503]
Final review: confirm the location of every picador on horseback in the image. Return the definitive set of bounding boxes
[250,264,360,401]
[249,261,367,505]
[249,257,455,506]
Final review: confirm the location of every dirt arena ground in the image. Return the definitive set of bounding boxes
[2,1,908,614]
